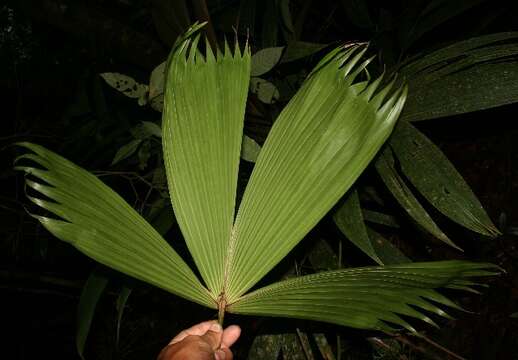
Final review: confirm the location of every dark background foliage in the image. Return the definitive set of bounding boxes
[2,0,518,359]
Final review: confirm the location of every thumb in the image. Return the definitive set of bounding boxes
[200,323,223,351]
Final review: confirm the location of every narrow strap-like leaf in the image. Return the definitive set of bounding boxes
[225,45,408,302]
[15,142,213,308]
[229,261,499,333]
[162,31,251,294]
[389,122,500,237]
[399,32,518,122]
[375,146,461,249]
[333,189,383,265]
[368,228,411,265]
[76,270,109,360]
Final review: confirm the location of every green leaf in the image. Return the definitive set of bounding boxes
[162,34,251,294]
[149,61,166,112]
[100,72,149,99]
[390,121,500,237]
[15,142,213,308]
[148,22,212,113]
[241,135,262,163]
[281,41,328,63]
[137,140,151,170]
[250,77,280,103]
[401,33,518,77]
[130,121,162,140]
[116,286,132,349]
[111,139,142,165]
[141,121,162,138]
[308,239,340,271]
[225,45,408,302]
[16,25,500,337]
[362,209,400,228]
[147,198,176,235]
[251,46,285,76]
[229,261,499,332]
[76,270,109,360]
[375,146,459,249]
[367,228,410,265]
[400,32,518,121]
[333,190,383,265]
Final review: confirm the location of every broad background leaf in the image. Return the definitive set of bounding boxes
[333,190,383,265]
[100,72,148,100]
[111,139,142,165]
[400,32,518,122]
[251,47,285,76]
[390,121,500,237]
[241,135,262,163]
[375,146,459,249]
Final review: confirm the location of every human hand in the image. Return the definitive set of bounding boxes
[157,320,241,360]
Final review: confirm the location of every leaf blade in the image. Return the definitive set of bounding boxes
[400,32,518,122]
[76,270,109,360]
[375,146,460,249]
[162,33,251,294]
[389,122,500,237]
[251,47,285,77]
[333,190,383,265]
[229,261,499,332]
[225,45,408,302]
[15,142,213,308]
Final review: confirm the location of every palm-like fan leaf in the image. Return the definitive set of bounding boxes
[162,34,250,294]
[224,46,407,301]
[229,261,498,332]
[15,25,498,333]
[14,142,214,307]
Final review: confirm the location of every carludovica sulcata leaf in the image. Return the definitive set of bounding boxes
[14,141,214,308]
[15,23,499,334]
[224,45,408,302]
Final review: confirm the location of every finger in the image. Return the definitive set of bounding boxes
[200,326,223,350]
[221,325,241,348]
[170,320,219,344]
[215,348,233,360]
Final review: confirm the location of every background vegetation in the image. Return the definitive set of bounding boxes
[2,0,518,359]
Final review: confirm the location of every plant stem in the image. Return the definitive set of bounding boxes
[217,294,226,326]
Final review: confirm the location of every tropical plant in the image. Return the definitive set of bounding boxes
[15,23,498,341]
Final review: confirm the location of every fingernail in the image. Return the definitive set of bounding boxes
[215,349,226,360]
[210,322,222,332]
